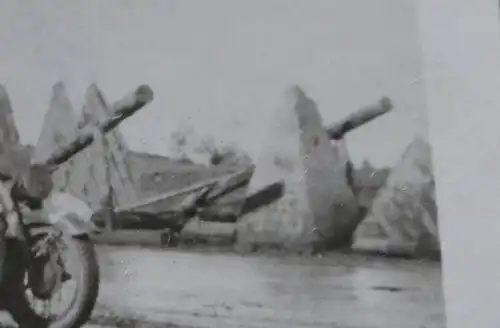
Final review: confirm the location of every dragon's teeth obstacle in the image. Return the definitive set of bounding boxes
[235,86,360,253]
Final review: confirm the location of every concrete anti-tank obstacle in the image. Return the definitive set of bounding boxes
[33,82,79,193]
[68,84,139,212]
[31,83,152,214]
[0,82,152,203]
[0,84,20,152]
[0,85,30,178]
[235,86,359,253]
[44,84,153,167]
[352,137,440,259]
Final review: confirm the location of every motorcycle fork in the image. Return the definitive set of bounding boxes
[16,210,71,285]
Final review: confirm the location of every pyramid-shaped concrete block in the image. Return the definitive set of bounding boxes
[70,84,138,211]
[352,137,440,258]
[0,85,20,152]
[34,82,79,192]
[235,86,358,252]
[0,85,30,177]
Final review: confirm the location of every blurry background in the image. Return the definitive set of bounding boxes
[0,0,426,167]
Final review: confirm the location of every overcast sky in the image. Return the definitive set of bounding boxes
[0,0,427,167]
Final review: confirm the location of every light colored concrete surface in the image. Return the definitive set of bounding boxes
[353,137,439,257]
[236,86,358,251]
[67,84,138,211]
[0,245,446,327]
[33,82,78,192]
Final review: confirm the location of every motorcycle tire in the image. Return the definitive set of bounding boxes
[6,235,99,328]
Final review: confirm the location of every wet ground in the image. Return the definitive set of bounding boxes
[1,245,446,327]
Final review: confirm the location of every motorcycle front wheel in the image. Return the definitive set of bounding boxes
[4,231,99,328]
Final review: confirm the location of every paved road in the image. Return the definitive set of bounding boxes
[1,245,446,327]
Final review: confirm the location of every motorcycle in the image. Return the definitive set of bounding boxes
[0,183,99,328]
[0,84,154,327]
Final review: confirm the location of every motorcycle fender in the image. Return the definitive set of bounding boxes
[50,212,100,237]
[24,210,100,237]
[26,192,101,237]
